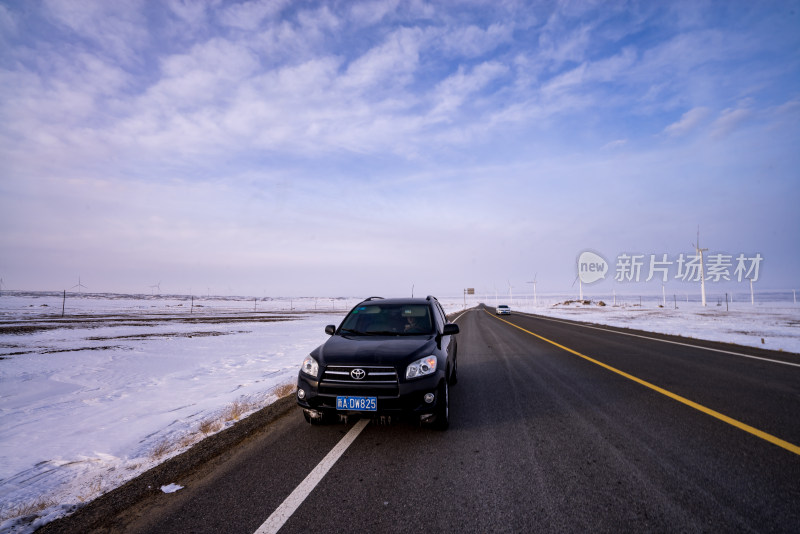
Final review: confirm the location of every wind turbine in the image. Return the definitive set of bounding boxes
[149,282,161,295]
[508,280,513,305]
[526,273,538,307]
[71,276,88,294]
[692,226,708,307]
[571,273,583,301]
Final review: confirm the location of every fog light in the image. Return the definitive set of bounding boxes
[297,389,306,400]
[424,392,435,404]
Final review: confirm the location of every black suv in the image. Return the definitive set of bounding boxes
[296,296,459,429]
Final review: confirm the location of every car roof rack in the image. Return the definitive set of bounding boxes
[426,295,438,301]
[362,296,384,302]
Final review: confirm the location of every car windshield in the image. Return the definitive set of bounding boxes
[339,303,434,335]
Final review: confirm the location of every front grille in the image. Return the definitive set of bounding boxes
[319,365,399,397]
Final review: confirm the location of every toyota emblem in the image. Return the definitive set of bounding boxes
[350,368,366,380]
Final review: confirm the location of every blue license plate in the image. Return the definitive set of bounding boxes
[336,396,377,411]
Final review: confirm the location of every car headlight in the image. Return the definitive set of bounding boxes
[406,355,437,379]
[300,355,319,378]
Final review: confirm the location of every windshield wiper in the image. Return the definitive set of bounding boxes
[339,328,365,336]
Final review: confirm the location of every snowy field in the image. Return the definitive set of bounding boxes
[489,291,800,354]
[1,291,798,532]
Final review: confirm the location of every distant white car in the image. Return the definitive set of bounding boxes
[496,304,511,315]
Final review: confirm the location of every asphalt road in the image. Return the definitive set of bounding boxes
[52,305,800,533]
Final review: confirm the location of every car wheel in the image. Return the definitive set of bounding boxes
[449,359,458,386]
[433,380,449,430]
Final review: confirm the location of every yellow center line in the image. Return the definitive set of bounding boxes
[485,310,800,456]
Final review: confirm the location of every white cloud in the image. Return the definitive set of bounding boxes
[218,0,289,30]
[159,38,259,82]
[602,139,627,150]
[636,30,731,90]
[166,0,216,27]
[440,23,514,58]
[583,46,637,82]
[349,0,400,26]
[711,104,753,138]
[297,5,340,34]
[429,61,509,119]
[541,62,586,99]
[42,0,148,64]
[338,27,425,91]
[664,107,711,137]
[0,4,17,35]
[539,21,594,66]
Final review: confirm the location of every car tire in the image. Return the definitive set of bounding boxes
[449,359,458,386]
[433,380,449,430]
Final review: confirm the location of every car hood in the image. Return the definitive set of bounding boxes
[315,334,437,366]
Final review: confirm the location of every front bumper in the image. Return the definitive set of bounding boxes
[297,370,444,420]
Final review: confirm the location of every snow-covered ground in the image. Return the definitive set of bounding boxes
[1,291,798,532]
[0,293,358,532]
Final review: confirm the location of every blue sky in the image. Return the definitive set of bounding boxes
[1,0,798,298]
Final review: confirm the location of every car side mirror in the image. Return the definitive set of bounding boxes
[325,325,336,335]
[442,323,459,336]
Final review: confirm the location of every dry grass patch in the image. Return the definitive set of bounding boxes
[222,400,258,422]
[179,433,200,449]
[0,497,58,523]
[149,438,178,461]
[272,381,296,398]
[77,478,104,503]
[150,386,298,464]
[198,417,223,435]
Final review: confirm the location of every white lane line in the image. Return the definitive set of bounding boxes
[255,418,370,534]
[451,309,471,322]
[517,312,800,368]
